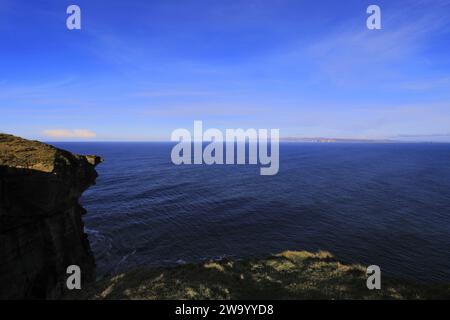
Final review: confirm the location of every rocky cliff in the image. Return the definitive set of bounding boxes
[0,133,101,299]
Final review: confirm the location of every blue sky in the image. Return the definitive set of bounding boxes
[1,0,450,141]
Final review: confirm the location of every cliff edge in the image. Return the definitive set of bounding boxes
[0,133,101,299]
[74,251,450,300]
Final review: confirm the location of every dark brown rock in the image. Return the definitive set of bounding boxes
[0,133,102,299]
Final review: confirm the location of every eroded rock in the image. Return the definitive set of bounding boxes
[0,133,101,299]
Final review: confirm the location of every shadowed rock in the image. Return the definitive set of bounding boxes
[0,133,102,299]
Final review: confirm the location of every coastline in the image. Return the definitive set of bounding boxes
[68,250,450,300]
[2,134,450,300]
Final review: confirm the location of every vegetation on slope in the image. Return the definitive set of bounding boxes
[71,251,450,300]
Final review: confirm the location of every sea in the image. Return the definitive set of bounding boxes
[54,142,450,283]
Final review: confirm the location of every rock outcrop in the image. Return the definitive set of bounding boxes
[0,134,101,299]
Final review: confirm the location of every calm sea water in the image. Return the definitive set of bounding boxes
[54,142,450,283]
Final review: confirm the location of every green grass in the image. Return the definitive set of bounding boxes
[69,250,450,300]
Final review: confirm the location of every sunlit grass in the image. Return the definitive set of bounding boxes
[68,250,450,300]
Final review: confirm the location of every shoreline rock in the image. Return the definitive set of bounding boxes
[0,134,101,299]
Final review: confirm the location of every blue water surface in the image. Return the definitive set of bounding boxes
[54,142,450,283]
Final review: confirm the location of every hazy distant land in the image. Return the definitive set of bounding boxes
[279,137,448,143]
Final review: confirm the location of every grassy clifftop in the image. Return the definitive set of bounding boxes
[73,250,450,300]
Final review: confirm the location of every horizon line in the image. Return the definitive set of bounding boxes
[42,139,450,144]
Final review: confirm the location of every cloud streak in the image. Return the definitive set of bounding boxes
[305,2,450,86]
[42,129,97,139]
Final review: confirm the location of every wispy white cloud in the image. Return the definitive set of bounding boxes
[132,90,216,97]
[397,77,450,91]
[0,78,76,100]
[42,129,97,139]
[305,3,450,86]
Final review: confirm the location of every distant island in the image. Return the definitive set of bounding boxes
[280,137,396,143]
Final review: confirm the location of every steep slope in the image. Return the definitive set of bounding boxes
[75,251,450,300]
[0,134,101,299]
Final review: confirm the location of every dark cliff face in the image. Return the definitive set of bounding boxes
[0,134,101,299]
